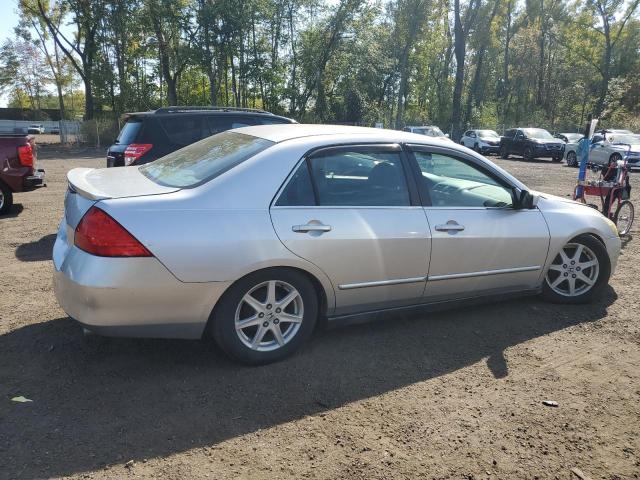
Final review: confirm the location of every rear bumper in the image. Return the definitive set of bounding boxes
[53,224,230,339]
[23,169,45,190]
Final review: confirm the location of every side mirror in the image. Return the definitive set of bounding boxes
[514,189,539,209]
[445,133,450,138]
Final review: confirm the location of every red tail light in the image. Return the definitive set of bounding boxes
[75,207,152,257]
[124,143,153,166]
[17,144,34,167]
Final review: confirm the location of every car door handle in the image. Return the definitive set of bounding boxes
[435,222,465,232]
[292,224,332,233]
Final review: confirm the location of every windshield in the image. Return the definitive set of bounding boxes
[523,128,554,140]
[608,134,639,145]
[477,130,499,138]
[415,126,445,137]
[140,131,274,188]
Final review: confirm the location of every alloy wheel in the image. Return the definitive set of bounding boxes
[567,151,577,167]
[545,242,600,297]
[234,280,304,352]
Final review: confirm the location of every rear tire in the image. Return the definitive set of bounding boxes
[210,268,318,365]
[0,182,13,215]
[542,234,611,304]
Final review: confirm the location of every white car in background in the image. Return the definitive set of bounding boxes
[460,129,501,155]
[402,125,452,142]
[564,131,640,169]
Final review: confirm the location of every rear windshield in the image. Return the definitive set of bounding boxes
[139,131,274,188]
[116,120,142,144]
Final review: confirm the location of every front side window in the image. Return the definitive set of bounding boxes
[140,131,274,188]
[412,151,513,208]
[307,148,410,206]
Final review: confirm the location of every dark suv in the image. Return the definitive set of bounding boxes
[107,107,296,167]
[500,128,564,162]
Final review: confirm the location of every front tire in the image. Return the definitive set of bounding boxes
[566,151,578,167]
[523,146,535,161]
[609,152,622,165]
[542,234,611,304]
[0,181,13,215]
[210,268,318,365]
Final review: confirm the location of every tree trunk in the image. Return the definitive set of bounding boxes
[451,0,465,141]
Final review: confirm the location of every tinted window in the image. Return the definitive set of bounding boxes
[276,162,315,206]
[205,115,256,136]
[140,131,273,188]
[413,151,513,208]
[116,120,142,144]
[308,148,410,206]
[159,116,204,146]
[256,116,293,125]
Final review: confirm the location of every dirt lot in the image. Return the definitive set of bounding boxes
[1,148,639,480]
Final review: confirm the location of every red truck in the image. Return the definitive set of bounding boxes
[0,135,45,214]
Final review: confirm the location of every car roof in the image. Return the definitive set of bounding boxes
[234,124,450,143]
[122,108,293,122]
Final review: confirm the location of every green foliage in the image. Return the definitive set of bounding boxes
[8,0,640,132]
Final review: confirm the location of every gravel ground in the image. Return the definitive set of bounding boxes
[1,147,639,480]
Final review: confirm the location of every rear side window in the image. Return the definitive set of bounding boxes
[159,116,204,146]
[139,131,274,188]
[307,148,410,206]
[276,162,315,206]
[116,120,142,144]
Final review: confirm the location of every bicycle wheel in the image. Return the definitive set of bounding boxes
[614,200,634,236]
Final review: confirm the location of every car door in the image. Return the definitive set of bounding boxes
[406,145,550,301]
[589,134,608,165]
[270,144,431,316]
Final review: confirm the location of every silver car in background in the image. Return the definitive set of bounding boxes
[54,125,621,364]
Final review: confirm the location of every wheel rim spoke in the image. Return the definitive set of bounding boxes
[567,277,576,295]
[266,280,277,305]
[277,290,299,310]
[548,264,564,272]
[236,315,260,330]
[278,312,303,324]
[242,293,264,313]
[550,276,565,288]
[579,259,597,270]
[251,325,268,349]
[271,325,285,346]
[572,244,584,262]
[559,249,571,265]
[577,272,595,286]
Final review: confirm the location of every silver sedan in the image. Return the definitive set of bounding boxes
[53,125,621,364]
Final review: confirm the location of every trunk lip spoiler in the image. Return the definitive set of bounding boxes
[67,167,180,201]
